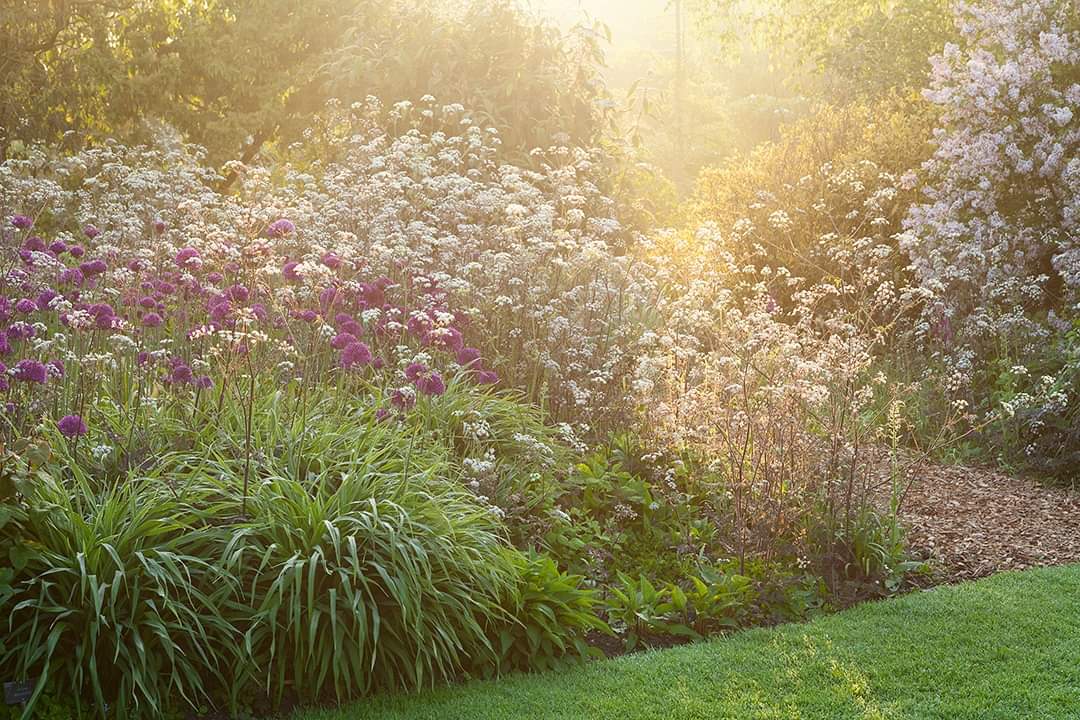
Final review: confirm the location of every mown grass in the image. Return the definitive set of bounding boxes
[302,564,1080,720]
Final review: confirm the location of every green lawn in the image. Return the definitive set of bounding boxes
[300,564,1080,720]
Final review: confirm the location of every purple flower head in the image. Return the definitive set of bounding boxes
[7,322,35,341]
[360,283,385,307]
[23,236,45,252]
[406,313,432,338]
[49,240,68,254]
[12,359,47,384]
[83,224,101,239]
[174,247,200,267]
[139,296,156,309]
[340,319,363,337]
[59,267,84,287]
[69,245,85,258]
[170,364,193,384]
[372,356,385,370]
[127,259,145,272]
[321,252,343,270]
[391,388,415,409]
[457,347,482,367]
[426,326,463,353]
[142,312,163,328]
[58,414,88,438]
[404,362,427,382]
[375,407,392,422]
[15,299,36,314]
[195,375,213,389]
[47,359,64,378]
[477,370,499,385]
[340,341,373,368]
[297,309,318,323]
[207,272,224,286]
[88,303,114,319]
[11,215,33,230]
[282,261,301,282]
[418,372,446,397]
[227,284,250,303]
[153,219,167,234]
[331,332,357,350]
[36,289,58,310]
[319,287,338,310]
[79,259,107,277]
[266,219,296,238]
[137,351,152,366]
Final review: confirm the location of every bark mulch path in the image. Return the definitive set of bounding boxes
[892,460,1080,584]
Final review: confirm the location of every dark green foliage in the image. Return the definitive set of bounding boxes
[2,474,234,719]
[487,553,608,674]
[222,470,517,705]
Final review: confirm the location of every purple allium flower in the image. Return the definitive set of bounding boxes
[372,356,385,370]
[375,407,392,422]
[59,268,84,286]
[48,240,68,254]
[23,236,45,252]
[282,261,301,282]
[404,362,427,381]
[142,312,163,328]
[170,364,193,384]
[11,215,33,230]
[417,372,446,396]
[391,388,415,409]
[457,347,482,367]
[13,359,47,384]
[15,299,36,314]
[477,370,499,385]
[360,282,385,306]
[58,414,88,438]
[174,247,200,267]
[47,359,64,377]
[340,319,363,337]
[340,341,373,368]
[293,309,316,323]
[69,245,85,258]
[207,272,224,285]
[153,218,167,234]
[7,322,35,340]
[227,284,249,303]
[83,224,101,239]
[331,332,356,350]
[266,219,296,238]
[137,351,151,366]
[195,375,213,389]
[406,314,432,337]
[321,252,342,270]
[88,303,114,319]
[79,259,107,276]
[36,289,58,310]
[319,287,337,309]
[127,259,145,272]
[139,296,156,309]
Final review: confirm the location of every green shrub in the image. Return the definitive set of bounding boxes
[1,474,234,719]
[221,468,518,706]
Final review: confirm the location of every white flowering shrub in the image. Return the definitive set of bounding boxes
[902,0,1079,323]
[897,0,1080,480]
[243,98,650,428]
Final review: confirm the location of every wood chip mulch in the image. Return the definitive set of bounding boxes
[890,461,1080,584]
